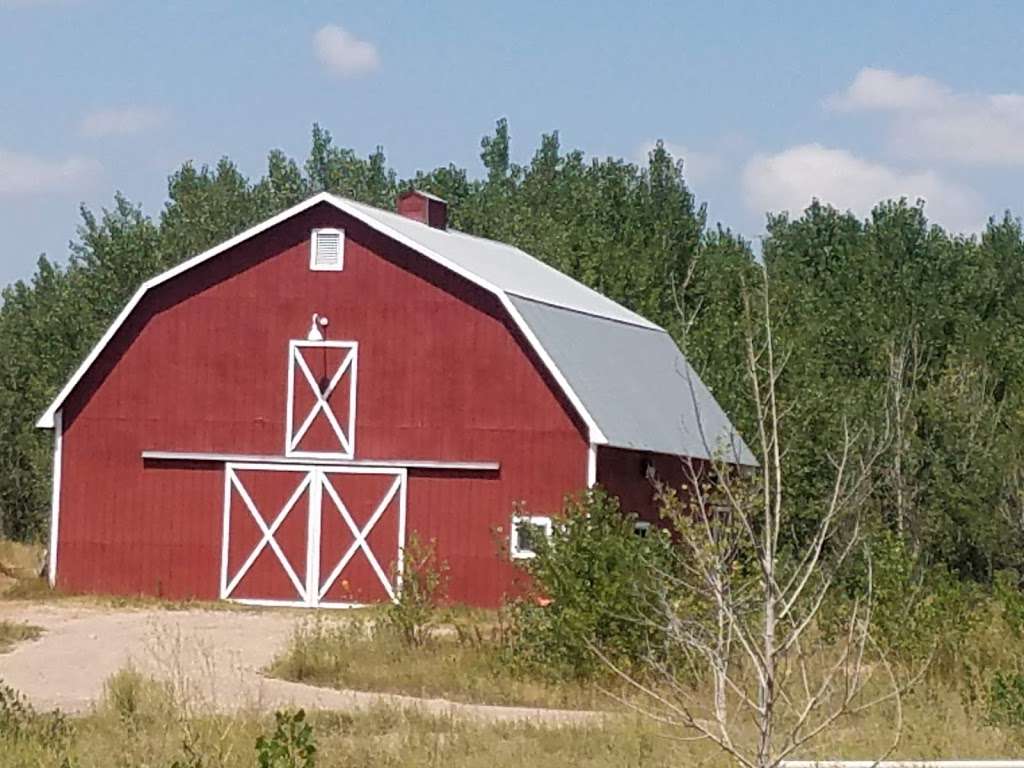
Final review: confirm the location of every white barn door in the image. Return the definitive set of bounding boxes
[221,463,406,607]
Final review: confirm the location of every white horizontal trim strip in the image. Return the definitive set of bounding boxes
[227,597,369,610]
[142,450,499,472]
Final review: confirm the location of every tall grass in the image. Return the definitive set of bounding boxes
[267,614,612,710]
[0,668,679,768]
[262,598,1024,761]
[1,665,1021,767]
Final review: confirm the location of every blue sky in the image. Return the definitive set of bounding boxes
[2,0,1023,287]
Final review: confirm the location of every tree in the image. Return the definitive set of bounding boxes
[597,266,918,768]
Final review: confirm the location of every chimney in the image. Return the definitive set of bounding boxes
[397,189,448,230]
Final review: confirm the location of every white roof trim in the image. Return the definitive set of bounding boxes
[36,192,609,445]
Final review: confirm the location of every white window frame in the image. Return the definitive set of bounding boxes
[285,340,358,459]
[510,514,553,560]
[633,520,652,538]
[310,228,345,272]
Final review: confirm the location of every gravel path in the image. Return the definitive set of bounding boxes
[0,601,600,724]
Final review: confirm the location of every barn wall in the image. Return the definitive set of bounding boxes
[597,446,705,525]
[56,203,588,607]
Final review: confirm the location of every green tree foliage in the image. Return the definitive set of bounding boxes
[763,200,1024,578]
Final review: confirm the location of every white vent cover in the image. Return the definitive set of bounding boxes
[310,229,344,271]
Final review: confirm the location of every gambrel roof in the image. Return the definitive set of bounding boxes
[37,192,755,465]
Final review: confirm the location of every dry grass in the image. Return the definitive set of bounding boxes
[262,612,1024,761]
[0,666,678,768]
[267,614,616,711]
[0,539,45,597]
[0,665,1019,767]
[0,619,42,653]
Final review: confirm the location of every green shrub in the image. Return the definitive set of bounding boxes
[503,488,676,681]
[987,671,1024,730]
[824,525,979,667]
[256,710,317,768]
[385,533,449,648]
[0,679,73,760]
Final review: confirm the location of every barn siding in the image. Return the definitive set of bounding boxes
[56,203,587,607]
[597,446,704,525]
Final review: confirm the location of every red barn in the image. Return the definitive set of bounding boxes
[37,191,753,608]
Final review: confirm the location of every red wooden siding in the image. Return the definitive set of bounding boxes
[597,446,703,525]
[56,203,588,607]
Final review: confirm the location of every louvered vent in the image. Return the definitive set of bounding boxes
[310,229,344,271]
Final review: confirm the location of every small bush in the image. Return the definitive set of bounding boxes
[385,533,448,648]
[101,666,176,729]
[987,671,1024,730]
[503,488,676,681]
[824,525,979,668]
[256,710,317,768]
[271,616,369,684]
[0,679,73,760]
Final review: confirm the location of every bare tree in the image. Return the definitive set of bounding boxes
[886,331,923,541]
[599,266,923,768]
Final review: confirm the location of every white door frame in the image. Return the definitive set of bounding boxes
[285,340,358,460]
[220,462,407,608]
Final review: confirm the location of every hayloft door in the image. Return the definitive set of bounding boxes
[285,341,357,459]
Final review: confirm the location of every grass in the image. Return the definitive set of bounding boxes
[0,665,1020,767]
[0,667,681,768]
[262,608,1024,761]
[267,614,616,711]
[0,620,42,653]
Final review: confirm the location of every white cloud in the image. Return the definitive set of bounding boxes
[0,149,101,196]
[827,67,1024,167]
[826,67,950,112]
[79,106,166,138]
[637,140,721,185]
[313,24,379,79]
[741,143,983,233]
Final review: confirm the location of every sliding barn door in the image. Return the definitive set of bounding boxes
[316,468,406,606]
[220,463,406,607]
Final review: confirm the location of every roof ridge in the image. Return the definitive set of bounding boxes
[506,292,666,332]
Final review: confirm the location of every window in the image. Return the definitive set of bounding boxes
[633,520,652,538]
[510,515,553,559]
[310,228,345,271]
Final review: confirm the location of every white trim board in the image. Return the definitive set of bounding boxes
[35,191,613,448]
[142,450,499,472]
[47,410,63,586]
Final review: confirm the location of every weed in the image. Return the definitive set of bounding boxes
[255,710,317,768]
[385,533,448,648]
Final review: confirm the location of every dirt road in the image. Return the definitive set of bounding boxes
[0,601,598,724]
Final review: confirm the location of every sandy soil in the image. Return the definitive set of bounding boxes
[0,601,598,724]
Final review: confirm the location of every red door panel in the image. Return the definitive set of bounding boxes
[222,466,311,604]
